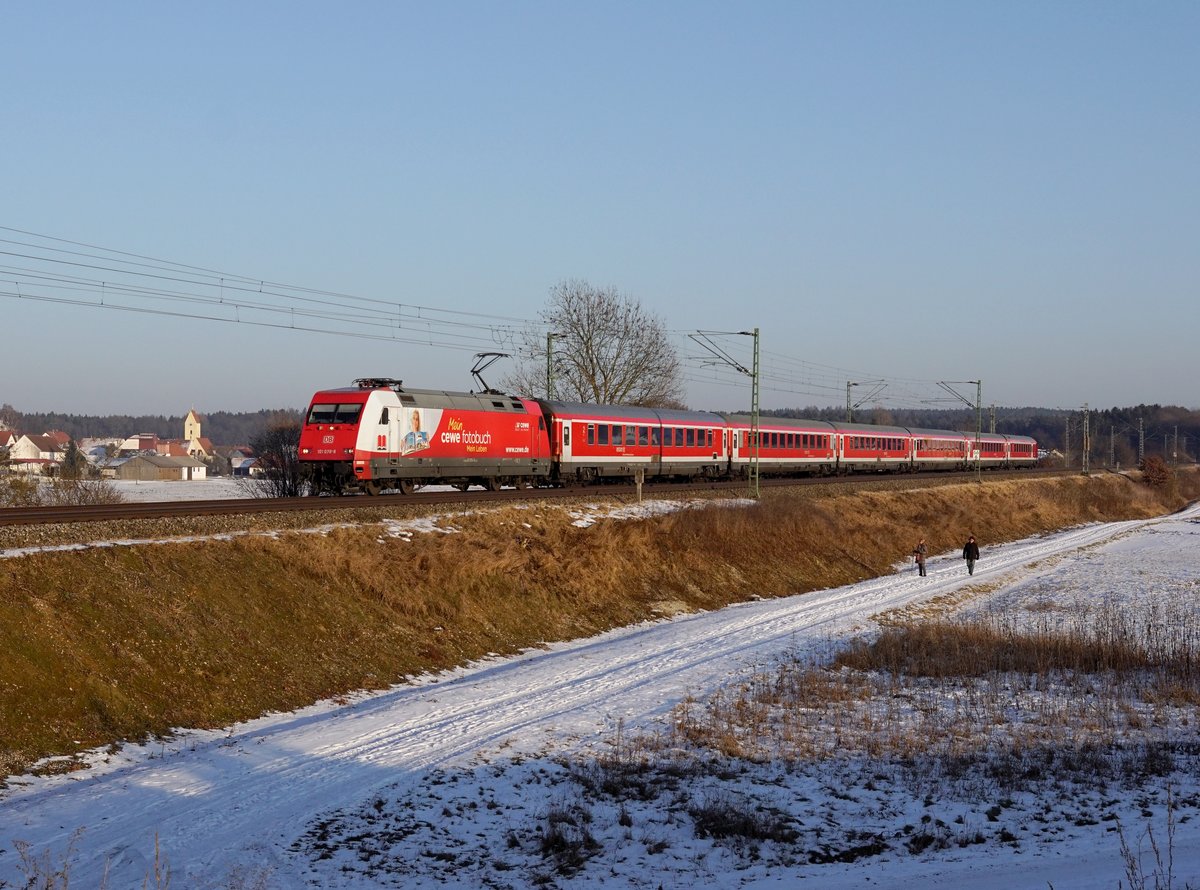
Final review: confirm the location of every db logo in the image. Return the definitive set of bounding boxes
[323,435,334,444]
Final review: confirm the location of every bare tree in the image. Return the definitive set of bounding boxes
[241,419,309,498]
[503,280,685,407]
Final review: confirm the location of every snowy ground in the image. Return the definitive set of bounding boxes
[109,477,254,502]
[1,500,1198,889]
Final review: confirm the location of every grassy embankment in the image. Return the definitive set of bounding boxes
[2,469,1197,780]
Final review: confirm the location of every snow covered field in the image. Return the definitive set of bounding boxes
[2,500,1198,889]
[109,478,248,502]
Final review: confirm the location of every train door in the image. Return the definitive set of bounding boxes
[362,402,392,467]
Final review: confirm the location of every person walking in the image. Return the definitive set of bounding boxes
[913,538,928,576]
[962,535,980,575]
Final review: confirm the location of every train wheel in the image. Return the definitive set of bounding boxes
[512,477,528,490]
[453,482,471,492]
[483,477,500,492]
[397,479,414,495]
[363,480,382,496]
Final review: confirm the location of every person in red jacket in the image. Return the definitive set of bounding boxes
[913,538,928,576]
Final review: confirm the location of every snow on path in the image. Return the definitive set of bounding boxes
[1,503,1197,888]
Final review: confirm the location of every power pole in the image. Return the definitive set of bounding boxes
[744,328,760,498]
[976,381,982,481]
[989,404,996,434]
[1082,403,1090,476]
[1138,418,1145,466]
[937,380,981,481]
[1110,425,1116,469]
[846,380,885,423]
[1065,417,1071,469]
[689,328,760,498]
[1175,426,1179,467]
[545,332,559,400]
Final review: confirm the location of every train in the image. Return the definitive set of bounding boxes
[298,378,1039,495]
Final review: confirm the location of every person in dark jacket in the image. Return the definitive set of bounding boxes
[913,538,928,576]
[962,535,980,575]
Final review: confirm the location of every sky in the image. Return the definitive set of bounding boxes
[2,493,1198,888]
[1,2,1197,416]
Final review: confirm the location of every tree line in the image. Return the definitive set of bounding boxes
[0,405,301,447]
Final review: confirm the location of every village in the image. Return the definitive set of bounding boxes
[0,409,260,482]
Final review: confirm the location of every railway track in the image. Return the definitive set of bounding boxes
[0,467,1069,528]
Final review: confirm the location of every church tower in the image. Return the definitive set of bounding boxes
[184,408,203,443]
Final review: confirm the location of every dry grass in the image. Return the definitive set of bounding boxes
[668,583,1200,788]
[1,469,1197,780]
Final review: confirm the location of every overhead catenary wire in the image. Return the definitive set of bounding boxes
[5,224,1018,414]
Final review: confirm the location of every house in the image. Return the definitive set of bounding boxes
[79,438,123,465]
[173,454,208,481]
[6,434,63,475]
[155,440,192,459]
[231,456,262,477]
[112,453,208,482]
[186,436,216,460]
[119,433,161,456]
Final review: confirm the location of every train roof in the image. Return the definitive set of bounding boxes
[722,415,838,431]
[309,384,537,413]
[539,400,725,424]
[903,426,976,438]
[826,420,912,436]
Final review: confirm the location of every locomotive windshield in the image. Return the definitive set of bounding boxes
[306,402,364,425]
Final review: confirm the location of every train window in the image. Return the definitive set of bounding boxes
[587,424,595,446]
[686,428,695,447]
[307,404,336,424]
[379,407,389,424]
[675,428,683,447]
[598,425,609,446]
[612,425,621,444]
[332,404,362,424]
[638,426,649,446]
[564,426,571,446]
[651,428,660,446]
[708,429,714,448]
[626,426,636,446]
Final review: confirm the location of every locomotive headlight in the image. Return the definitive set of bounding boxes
[301,447,310,455]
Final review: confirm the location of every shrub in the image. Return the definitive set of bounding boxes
[1140,455,1172,488]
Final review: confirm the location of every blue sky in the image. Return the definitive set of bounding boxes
[2,2,1196,416]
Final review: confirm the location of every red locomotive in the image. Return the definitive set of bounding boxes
[298,379,1038,495]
